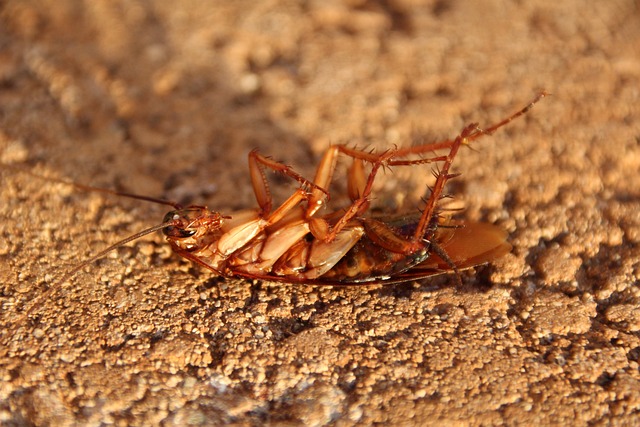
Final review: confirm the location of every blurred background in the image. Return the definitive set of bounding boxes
[1,1,639,425]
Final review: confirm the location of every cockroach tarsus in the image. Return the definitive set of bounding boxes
[20,91,546,318]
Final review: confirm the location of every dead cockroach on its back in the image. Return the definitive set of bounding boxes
[16,92,546,318]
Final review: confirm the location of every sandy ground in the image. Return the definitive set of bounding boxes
[1,1,639,425]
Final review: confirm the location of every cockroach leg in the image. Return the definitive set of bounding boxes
[415,91,549,242]
[248,149,328,216]
[306,91,549,253]
[347,158,366,200]
[304,144,449,243]
[411,132,465,246]
[306,146,340,216]
[263,188,308,224]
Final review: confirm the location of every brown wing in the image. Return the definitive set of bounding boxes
[413,221,512,272]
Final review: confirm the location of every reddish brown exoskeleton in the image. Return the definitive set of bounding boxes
[19,92,545,318]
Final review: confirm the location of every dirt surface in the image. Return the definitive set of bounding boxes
[1,1,639,426]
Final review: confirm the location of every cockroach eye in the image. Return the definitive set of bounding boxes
[162,211,197,238]
[162,225,197,238]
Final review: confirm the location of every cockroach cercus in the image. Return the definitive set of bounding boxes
[17,92,546,318]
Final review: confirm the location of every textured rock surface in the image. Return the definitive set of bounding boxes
[1,1,639,425]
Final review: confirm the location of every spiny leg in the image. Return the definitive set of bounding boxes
[306,144,450,217]
[340,138,466,256]
[390,91,548,158]
[410,130,466,247]
[306,141,464,216]
[322,91,548,248]
[476,91,547,136]
[318,149,394,241]
[411,91,548,245]
[305,145,383,238]
[307,144,451,242]
[305,145,390,239]
[331,148,455,246]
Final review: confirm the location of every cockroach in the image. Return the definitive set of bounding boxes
[18,92,545,318]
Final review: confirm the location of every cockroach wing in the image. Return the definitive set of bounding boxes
[417,222,512,272]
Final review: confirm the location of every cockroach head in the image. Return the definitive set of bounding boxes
[162,206,225,239]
